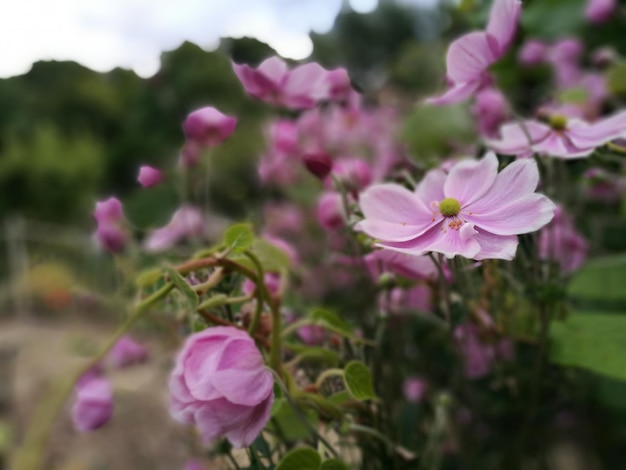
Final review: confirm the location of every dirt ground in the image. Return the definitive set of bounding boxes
[0,314,232,470]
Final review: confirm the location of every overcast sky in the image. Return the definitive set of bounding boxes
[0,0,439,78]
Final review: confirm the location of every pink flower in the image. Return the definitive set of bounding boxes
[107,336,149,368]
[539,207,588,274]
[298,325,326,345]
[267,119,299,155]
[168,327,274,448]
[329,157,373,191]
[454,324,513,379]
[518,39,548,66]
[93,197,127,253]
[403,377,428,403]
[586,0,617,24]
[583,167,626,202]
[316,192,345,230]
[144,205,204,252]
[427,0,521,105]
[364,250,438,282]
[379,284,433,314]
[72,376,114,432]
[356,153,555,260]
[326,68,352,102]
[179,142,202,168]
[486,111,626,158]
[233,56,330,110]
[137,165,163,188]
[472,88,509,138]
[183,107,237,148]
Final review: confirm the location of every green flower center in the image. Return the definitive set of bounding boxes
[439,198,461,217]
[549,114,568,131]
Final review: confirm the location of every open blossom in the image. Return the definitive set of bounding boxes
[93,197,127,253]
[486,111,626,158]
[356,152,555,260]
[539,206,588,274]
[144,205,204,252]
[233,56,330,109]
[169,327,274,448]
[72,376,114,432]
[183,107,237,148]
[427,0,521,105]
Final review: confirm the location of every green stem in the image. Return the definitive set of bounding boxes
[246,252,266,337]
[314,368,345,390]
[245,251,283,375]
[14,282,174,470]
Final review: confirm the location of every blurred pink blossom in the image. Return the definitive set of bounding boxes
[144,205,204,252]
[183,107,237,148]
[137,165,163,188]
[72,376,114,432]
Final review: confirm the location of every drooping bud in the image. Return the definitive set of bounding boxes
[303,151,333,180]
[72,376,114,432]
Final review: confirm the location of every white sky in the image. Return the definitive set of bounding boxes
[0,0,435,78]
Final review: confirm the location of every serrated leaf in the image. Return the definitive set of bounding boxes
[224,223,255,254]
[135,268,163,288]
[165,267,198,309]
[276,447,321,470]
[252,238,292,271]
[550,311,626,381]
[344,361,377,400]
[321,460,350,470]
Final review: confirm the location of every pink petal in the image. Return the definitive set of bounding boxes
[446,32,496,83]
[283,62,329,109]
[533,132,592,158]
[568,111,626,147]
[425,79,482,105]
[184,338,228,401]
[467,157,540,214]
[356,184,439,242]
[473,229,518,260]
[415,169,446,205]
[465,193,555,235]
[485,121,551,155]
[210,368,274,407]
[257,56,289,85]
[380,221,482,259]
[486,0,522,55]
[225,395,274,448]
[444,153,499,206]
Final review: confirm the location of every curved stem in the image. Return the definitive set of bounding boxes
[314,368,345,390]
[15,282,174,470]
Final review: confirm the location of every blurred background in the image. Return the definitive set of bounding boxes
[2,0,626,468]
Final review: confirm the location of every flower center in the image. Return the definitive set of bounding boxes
[549,114,568,131]
[439,197,461,217]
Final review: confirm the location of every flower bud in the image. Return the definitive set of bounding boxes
[183,107,237,148]
[518,39,547,66]
[137,165,163,187]
[585,0,616,24]
[107,336,149,368]
[303,151,333,180]
[72,376,114,432]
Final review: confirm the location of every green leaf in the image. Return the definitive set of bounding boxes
[269,399,319,442]
[608,61,626,96]
[343,361,377,400]
[135,268,163,288]
[224,223,255,254]
[550,311,626,381]
[165,267,198,309]
[568,255,626,306]
[252,238,292,271]
[321,460,350,470]
[287,345,340,366]
[276,447,321,470]
[309,309,353,336]
[328,391,351,406]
